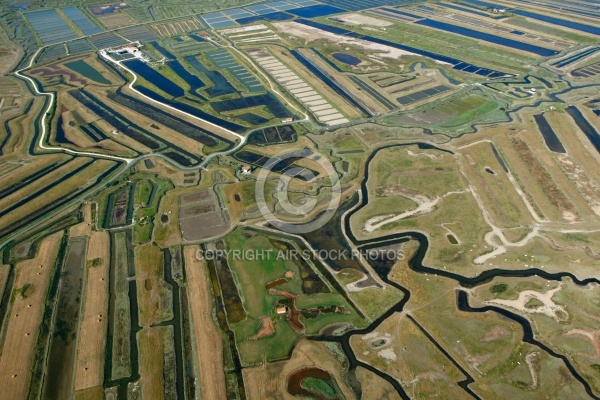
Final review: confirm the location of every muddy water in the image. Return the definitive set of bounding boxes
[43,237,87,400]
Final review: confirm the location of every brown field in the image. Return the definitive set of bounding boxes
[0,231,63,399]
[74,223,110,391]
[2,96,49,155]
[183,245,227,400]
[0,159,117,235]
[96,12,135,29]
[135,243,173,327]
[0,153,70,189]
[138,327,167,400]
[242,338,356,400]
[179,186,230,242]
[69,201,93,237]
[85,85,209,156]
[0,157,92,212]
[58,90,151,156]
[0,265,9,300]
[355,366,400,400]
[0,29,23,75]
[73,386,104,400]
[55,108,135,157]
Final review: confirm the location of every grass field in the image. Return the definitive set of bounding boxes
[224,228,364,365]
[131,175,174,244]
[459,141,535,229]
[350,145,491,272]
[389,246,592,399]
[471,275,600,395]
[350,312,467,398]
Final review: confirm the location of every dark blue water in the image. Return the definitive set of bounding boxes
[512,9,600,36]
[236,15,264,24]
[124,59,184,98]
[534,114,566,153]
[288,5,345,17]
[189,34,205,42]
[135,86,246,133]
[552,48,600,68]
[183,55,237,97]
[517,0,600,20]
[152,41,176,59]
[594,110,600,117]
[262,11,293,20]
[380,7,422,19]
[566,106,600,152]
[312,49,342,72]
[167,61,205,91]
[236,12,292,25]
[211,93,290,118]
[55,114,72,144]
[436,2,490,17]
[462,0,501,8]
[415,19,558,57]
[332,53,361,65]
[151,42,205,91]
[296,19,511,78]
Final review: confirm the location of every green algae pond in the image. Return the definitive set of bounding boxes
[65,59,111,84]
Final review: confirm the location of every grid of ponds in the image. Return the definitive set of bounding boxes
[167,37,215,56]
[124,59,185,98]
[183,55,237,97]
[551,47,600,69]
[517,0,600,21]
[67,38,94,55]
[88,32,128,49]
[116,25,158,42]
[200,0,322,28]
[25,9,79,45]
[206,48,264,93]
[415,18,558,57]
[318,0,417,11]
[511,9,600,36]
[571,61,600,78]
[396,84,452,105]
[61,6,103,36]
[38,44,67,63]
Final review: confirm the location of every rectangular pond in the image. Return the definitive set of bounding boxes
[415,18,558,57]
[512,9,600,36]
[124,59,184,98]
[534,114,566,153]
[566,106,600,153]
[65,59,111,84]
[296,19,511,78]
